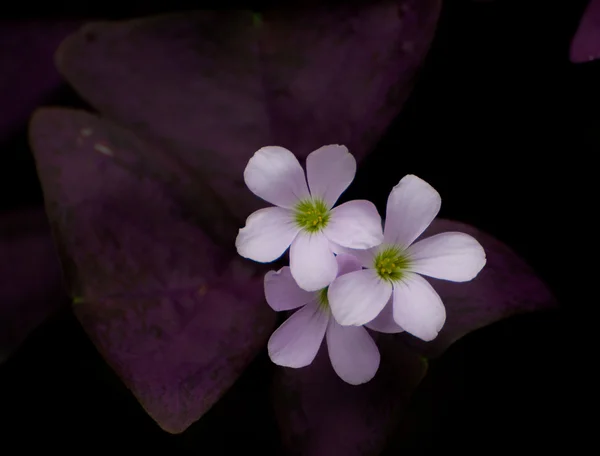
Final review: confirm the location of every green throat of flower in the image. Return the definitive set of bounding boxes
[373,246,412,283]
[294,199,330,233]
[317,287,330,311]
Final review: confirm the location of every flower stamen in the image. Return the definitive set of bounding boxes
[294,199,330,233]
[373,246,411,283]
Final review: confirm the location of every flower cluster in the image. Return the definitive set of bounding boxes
[236,145,486,385]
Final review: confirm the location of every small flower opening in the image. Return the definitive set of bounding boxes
[294,199,330,233]
[373,246,412,283]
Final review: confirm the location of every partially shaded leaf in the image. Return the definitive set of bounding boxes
[29,107,276,433]
[400,219,558,358]
[570,0,600,63]
[272,335,427,456]
[54,1,441,219]
[0,208,68,363]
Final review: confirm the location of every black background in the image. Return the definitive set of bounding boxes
[0,0,580,452]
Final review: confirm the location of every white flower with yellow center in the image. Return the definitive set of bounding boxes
[328,175,487,341]
[235,145,383,291]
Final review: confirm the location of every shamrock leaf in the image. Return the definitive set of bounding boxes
[54,0,442,219]
[29,108,275,433]
[272,218,556,455]
[571,0,600,63]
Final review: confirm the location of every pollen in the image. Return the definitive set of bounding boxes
[294,199,330,233]
[373,246,412,283]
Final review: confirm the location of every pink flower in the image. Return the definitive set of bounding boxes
[265,254,398,385]
[328,175,486,342]
[236,145,383,292]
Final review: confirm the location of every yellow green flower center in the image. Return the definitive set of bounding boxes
[316,287,329,311]
[373,246,412,283]
[294,199,330,233]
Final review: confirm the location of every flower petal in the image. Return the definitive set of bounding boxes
[335,253,363,277]
[408,232,486,282]
[383,175,441,248]
[264,267,316,311]
[328,269,392,326]
[326,320,380,385]
[331,243,378,268]
[306,144,356,208]
[290,232,338,291]
[365,297,404,334]
[325,200,383,249]
[244,146,310,209]
[236,207,299,262]
[392,273,446,342]
[268,301,329,368]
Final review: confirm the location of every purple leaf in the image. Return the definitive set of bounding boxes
[400,219,558,358]
[0,20,82,140]
[53,1,441,219]
[28,107,276,433]
[272,218,556,454]
[570,0,600,63]
[0,208,68,363]
[272,335,427,456]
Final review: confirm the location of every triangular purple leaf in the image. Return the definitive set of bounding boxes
[400,219,558,358]
[54,1,441,219]
[570,0,600,63]
[29,108,276,433]
[272,335,427,456]
[272,218,557,453]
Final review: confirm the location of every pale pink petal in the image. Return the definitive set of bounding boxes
[328,269,392,326]
[335,253,363,277]
[326,319,380,385]
[306,144,356,208]
[243,146,310,209]
[324,200,383,249]
[392,273,446,342]
[383,175,441,248]
[235,207,299,262]
[365,297,404,334]
[290,232,338,291]
[264,267,316,311]
[268,301,329,368]
[331,243,378,268]
[408,232,486,282]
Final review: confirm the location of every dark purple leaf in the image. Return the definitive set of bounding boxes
[0,20,82,140]
[0,208,68,363]
[53,1,441,219]
[570,0,600,63]
[272,335,427,456]
[273,218,556,454]
[29,108,276,433]
[400,219,558,358]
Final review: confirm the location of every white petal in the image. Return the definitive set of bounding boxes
[365,297,404,334]
[408,232,487,282]
[290,232,338,291]
[268,301,329,368]
[326,320,380,385]
[306,144,356,208]
[244,146,310,209]
[324,200,383,249]
[235,207,300,262]
[392,273,446,342]
[264,267,316,311]
[331,243,378,268]
[335,253,363,277]
[383,175,441,248]
[328,269,392,326]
